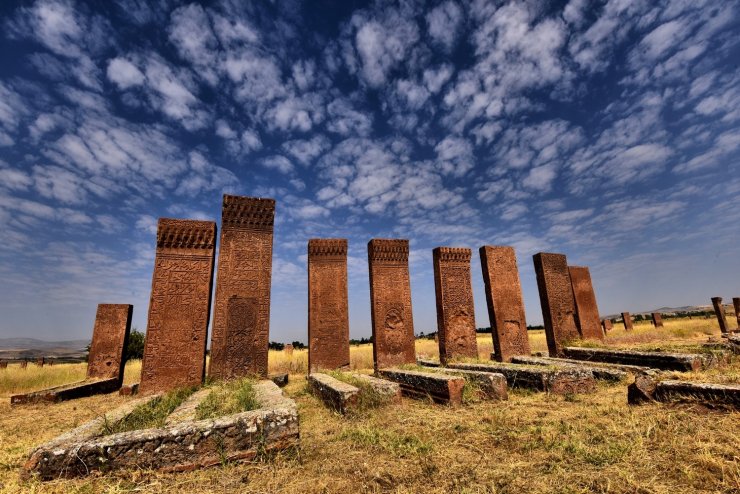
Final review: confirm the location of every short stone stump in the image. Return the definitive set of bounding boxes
[308,373,360,414]
[563,347,711,372]
[21,380,299,480]
[377,368,465,405]
[11,378,121,405]
[119,383,139,396]
[510,356,628,382]
[629,375,740,409]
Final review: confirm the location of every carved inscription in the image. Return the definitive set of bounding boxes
[651,312,663,328]
[139,219,216,395]
[368,239,415,369]
[87,304,133,384]
[622,312,634,331]
[433,247,477,365]
[209,195,274,379]
[533,252,580,357]
[479,246,530,362]
[308,239,350,372]
[568,266,604,342]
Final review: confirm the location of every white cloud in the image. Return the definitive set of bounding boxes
[354,17,419,87]
[434,136,474,177]
[261,155,295,174]
[426,1,463,51]
[107,57,145,89]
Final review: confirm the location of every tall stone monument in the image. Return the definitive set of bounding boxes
[433,247,477,364]
[368,239,416,369]
[711,297,729,334]
[651,312,663,328]
[533,252,580,357]
[622,312,634,331]
[602,319,613,332]
[734,297,740,329]
[479,245,530,362]
[209,195,275,380]
[87,304,133,385]
[308,239,350,372]
[139,219,216,395]
[568,266,604,342]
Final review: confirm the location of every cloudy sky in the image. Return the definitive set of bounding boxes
[0,0,738,344]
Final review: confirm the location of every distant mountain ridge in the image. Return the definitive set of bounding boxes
[0,337,89,351]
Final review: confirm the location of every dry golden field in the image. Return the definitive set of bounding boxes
[1,317,738,493]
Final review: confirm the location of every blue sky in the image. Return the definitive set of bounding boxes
[0,0,738,344]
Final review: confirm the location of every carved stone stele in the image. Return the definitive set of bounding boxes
[622,312,634,331]
[87,304,133,384]
[651,312,663,328]
[568,266,604,342]
[533,252,580,357]
[711,297,729,334]
[139,219,216,395]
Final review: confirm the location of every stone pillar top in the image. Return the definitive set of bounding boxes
[156,218,216,250]
[433,247,472,262]
[368,238,409,262]
[222,195,275,231]
[308,238,348,257]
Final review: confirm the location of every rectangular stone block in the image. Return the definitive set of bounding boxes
[308,373,359,414]
[533,253,580,357]
[209,195,275,380]
[509,356,627,382]
[368,239,416,370]
[11,378,121,405]
[87,304,133,384]
[734,298,740,329]
[350,373,402,402]
[651,312,663,328]
[711,297,729,334]
[479,246,530,362]
[139,219,216,395]
[425,367,508,400]
[308,239,350,373]
[602,319,613,331]
[563,347,707,371]
[568,266,604,342]
[622,312,633,331]
[377,368,465,405]
[433,247,477,364]
[629,376,740,410]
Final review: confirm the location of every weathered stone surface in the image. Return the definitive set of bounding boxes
[11,378,121,405]
[509,356,627,382]
[22,381,298,480]
[568,266,604,342]
[87,304,133,384]
[270,373,289,387]
[602,319,613,331]
[629,375,740,409]
[533,253,580,357]
[479,246,530,362]
[425,367,508,400]
[139,219,216,395]
[308,239,350,373]
[563,347,706,371]
[711,297,729,334]
[164,388,211,425]
[514,354,652,373]
[368,239,416,370]
[283,343,293,355]
[440,361,597,394]
[627,373,659,404]
[119,383,139,396]
[308,373,359,414]
[209,196,275,380]
[651,312,663,328]
[350,373,402,402]
[378,368,465,405]
[433,247,477,364]
[621,312,634,331]
[734,298,740,329]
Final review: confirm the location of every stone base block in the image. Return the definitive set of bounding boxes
[563,347,708,371]
[377,368,465,405]
[425,368,508,400]
[119,383,139,396]
[21,381,299,480]
[510,356,628,382]
[308,373,359,414]
[270,373,289,387]
[628,375,740,409]
[351,373,401,402]
[11,378,121,405]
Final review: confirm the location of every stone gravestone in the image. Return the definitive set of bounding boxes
[622,312,634,331]
[479,246,530,362]
[87,304,133,385]
[651,312,664,328]
[602,319,613,332]
[139,219,216,395]
[734,298,740,330]
[36,357,44,367]
[0,361,7,369]
[284,343,294,355]
[20,361,27,369]
[308,239,350,373]
[368,239,416,370]
[433,247,478,365]
[568,266,605,342]
[711,297,729,334]
[533,253,580,357]
[209,195,275,380]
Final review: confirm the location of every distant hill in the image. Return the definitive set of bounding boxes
[604,305,714,319]
[0,337,90,361]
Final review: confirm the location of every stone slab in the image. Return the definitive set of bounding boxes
[568,266,604,342]
[711,297,729,334]
[425,367,508,400]
[509,356,627,382]
[368,239,416,369]
[602,319,613,331]
[651,312,663,328]
[433,247,477,364]
[533,253,580,357]
[11,378,121,405]
[563,347,706,371]
[140,218,216,395]
[351,373,402,402]
[308,239,350,373]
[119,383,139,396]
[377,368,466,405]
[628,375,740,409]
[308,373,359,414]
[479,246,530,362]
[209,195,275,380]
[87,304,133,384]
[621,312,634,331]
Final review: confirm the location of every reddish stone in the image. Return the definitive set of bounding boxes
[209,195,275,380]
[622,312,634,331]
[283,344,293,355]
[711,297,729,334]
[139,219,216,395]
[651,312,664,328]
[479,245,530,362]
[87,304,133,385]
[308,239,350,373]
[602,319,613,331]
[568,266,604,342]
[368,239,416,370]
[35,357,44,367]
[533,252,580,357]
[734,298,740,329]
[0,361,7,369]
[433,247,477,365]
[20,361,27,369]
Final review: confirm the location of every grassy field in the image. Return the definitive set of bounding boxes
[0,317,738,493]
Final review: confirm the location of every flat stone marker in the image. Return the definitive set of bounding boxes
[368,239,416,369]
[622,312,634,331]
[209,195,275,380]
[563,347,708,371]
[11,379,122,405]
[651,312,664,328]
[629,375,740,409]
[734,297,740,329]
[533,253,580,357]
[350,373,402,402]
[308,373,359,414]
[711,297,729,334]
[139,219,216,395]
[510,355,627,382]
[568,266,604,342]
[424,367,508,400]
[308,239,350,373]
[378,368,465,405]
[602,319,613,331]
[87,304,133,384]
[479,246,530,362]
[433,247,477,364]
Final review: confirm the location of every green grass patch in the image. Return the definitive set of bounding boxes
[195,377,259,420]
[339,425,432,457]
[104,386,196,434]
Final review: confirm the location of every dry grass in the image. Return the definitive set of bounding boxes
[0,317,738,493]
